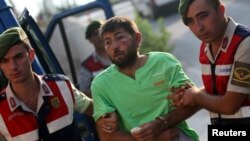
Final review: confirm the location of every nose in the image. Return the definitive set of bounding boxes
[195,20,204,32]
[9,59,18,70]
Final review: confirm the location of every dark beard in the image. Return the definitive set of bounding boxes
[115,50,137,68]
[111,39,138,68]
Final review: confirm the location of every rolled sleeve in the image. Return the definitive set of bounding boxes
[171,56,194,88]
[71,83,92,113]
[91,83,115,121]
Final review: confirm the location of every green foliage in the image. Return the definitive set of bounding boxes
[134,13,174,54]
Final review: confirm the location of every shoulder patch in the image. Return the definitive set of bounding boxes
[231,61,250,87]
[43,74,70,81]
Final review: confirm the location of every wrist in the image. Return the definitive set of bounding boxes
[155,116,168,130]
[192,88,202,105]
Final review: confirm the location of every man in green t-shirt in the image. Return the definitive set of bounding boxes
[91,16,199,141]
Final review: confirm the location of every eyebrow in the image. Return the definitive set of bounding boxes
[114,31,122,37]
[103,31,122,40]
[196,11,209,17]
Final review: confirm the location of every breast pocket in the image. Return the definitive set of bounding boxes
[151,73,170,91]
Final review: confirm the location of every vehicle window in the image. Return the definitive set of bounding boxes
[48,8,106,84]
[29,28,60,73]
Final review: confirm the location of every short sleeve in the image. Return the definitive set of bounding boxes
[170,55,194,88]
[227,37,250,94]
[91,81,116,121]
[72,83,92,113]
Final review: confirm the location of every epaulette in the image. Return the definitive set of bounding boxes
[236,24,250,38]
[0,92,6,101]
[42,74,70,81]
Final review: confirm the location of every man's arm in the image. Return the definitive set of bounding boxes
[72,82,93,116]
[132,118,180,141]
[170,86,248,114]
[194,90,248,114]
[166,83,200,127]
[195,37,250,114]
[127,106,198,141]
[96,114,178,141]
[160,105,200,129]
[96,117,136,141]
[84,101,93,116]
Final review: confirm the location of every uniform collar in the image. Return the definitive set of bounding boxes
[6,73,54,112]
[220,17,238,52]
[204,17,238,61]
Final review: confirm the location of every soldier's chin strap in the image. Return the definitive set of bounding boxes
[38,96,50,141]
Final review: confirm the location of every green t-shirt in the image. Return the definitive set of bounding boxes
[92,52,199,141]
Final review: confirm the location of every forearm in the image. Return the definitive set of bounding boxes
[96,120,136,141]
[161,106,200,128]
[184,87,225,114]
[194,89,222,113]
[100,130,136,141]
[194,90,246,114]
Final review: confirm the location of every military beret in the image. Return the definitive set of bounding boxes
[85,20,103,39]
[0,27,28,59]
[179,0,194,25]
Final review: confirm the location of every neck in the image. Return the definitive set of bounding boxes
[11,73,40,111]
[12,73,37,94]
[210,17,229,56]
[96,49,108,59]
[118,54,147,79]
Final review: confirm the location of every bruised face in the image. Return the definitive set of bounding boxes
[0,43,34,84]
[185,0,225,43]
[102,28,140,68]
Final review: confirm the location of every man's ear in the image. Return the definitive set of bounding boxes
[135,32,142,47]
[218,3,225,16]
[29,49,36,62]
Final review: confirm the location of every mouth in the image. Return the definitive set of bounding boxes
[199,32,209,39]
[9,72,21,79]
[114,51,124,58]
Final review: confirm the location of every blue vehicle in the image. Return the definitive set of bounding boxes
[0,0,114,140]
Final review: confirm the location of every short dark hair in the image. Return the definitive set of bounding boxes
[100,16,139,38]
[179,0,221,25]
[85,20,103,39]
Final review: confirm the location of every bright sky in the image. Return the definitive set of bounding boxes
[12,0,40,17]
[11,0,94,17]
